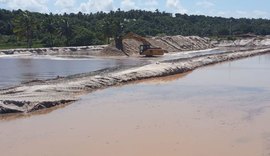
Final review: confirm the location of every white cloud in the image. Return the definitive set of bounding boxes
[121,0,137,11]
[217,11,227,16]
[216,10,269,19]
[79,0,114,13]
[166,0,187,14]
[253,10,268,18]
[196,0,214,8]
[192,10,202,15]
[54,0,76,13]
[55,0,75,9]
[145,0,158,6]
[5,0,49,13]
[0,0,7,3]
[235,10,248,17]
[235,10,268,18]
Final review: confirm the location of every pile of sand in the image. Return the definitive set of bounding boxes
[101,34,213,56]
[214,36,270,47]
[0,45,107,56]
[99,46,125,56]
[1,34,213,57]
[150,36,212,52]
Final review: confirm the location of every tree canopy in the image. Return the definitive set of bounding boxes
[0,9,270,48]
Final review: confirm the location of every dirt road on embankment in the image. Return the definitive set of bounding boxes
[1,47,270,114]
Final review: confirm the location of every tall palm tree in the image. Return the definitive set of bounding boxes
[13,11,37,48]
[58,19,73,46]
[42,14,56,47]
[101,17,114,44]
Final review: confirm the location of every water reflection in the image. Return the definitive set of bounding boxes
[0,103,70,122]
[0,57,147,88]
[0,54,270,156]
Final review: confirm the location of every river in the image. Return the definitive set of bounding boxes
[0,54,270,156]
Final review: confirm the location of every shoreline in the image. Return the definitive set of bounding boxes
[1,47,270,114]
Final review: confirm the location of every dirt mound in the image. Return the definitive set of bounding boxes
[213,36,270,47]
[100,34,213,56]
[122,39,142,55]
[0,33,211,57]
[151,35,212,52]
[99,46,126,56]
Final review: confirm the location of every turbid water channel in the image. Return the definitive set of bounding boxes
[0,56,148,88]
[0,48,225,89]
[0,53,270,156]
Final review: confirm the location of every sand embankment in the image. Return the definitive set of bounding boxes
[1,35,269,58]
[0,35,213,57]
[123,35,212,55]
[0,45,107,57]
[212,36,270,47]
[1,48,270,114]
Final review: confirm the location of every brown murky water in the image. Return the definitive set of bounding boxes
[0,54,270,156]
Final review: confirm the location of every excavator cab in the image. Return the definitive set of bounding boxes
[139,44,167,57]
[139,44,151,54]
[123,32,168,57]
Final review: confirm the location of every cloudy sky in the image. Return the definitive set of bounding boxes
[0,0,269,19]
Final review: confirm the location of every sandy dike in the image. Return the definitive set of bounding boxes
[0,34,213,57]
[1,48,270,114]
[0,45,107,57]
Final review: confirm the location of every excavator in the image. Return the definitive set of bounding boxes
[119,32,168,57]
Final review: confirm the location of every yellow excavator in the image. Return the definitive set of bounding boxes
[139,44,167,56]
[123,32,168,57]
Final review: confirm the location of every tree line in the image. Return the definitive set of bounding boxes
[0,9,270,48]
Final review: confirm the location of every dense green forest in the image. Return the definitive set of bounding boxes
[0,8,270,49]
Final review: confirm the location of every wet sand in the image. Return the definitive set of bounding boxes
[0,54,270,156]
[1,48,270,114]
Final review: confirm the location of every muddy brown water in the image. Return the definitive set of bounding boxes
[0,48,225,89]
[0,56,149,88]
[0,54,270,156]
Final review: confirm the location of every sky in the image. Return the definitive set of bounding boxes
[0,0,269,19]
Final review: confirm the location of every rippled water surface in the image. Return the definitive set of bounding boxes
[0,56,147,88]
[0,54,270,156]
[0,48,227,88]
